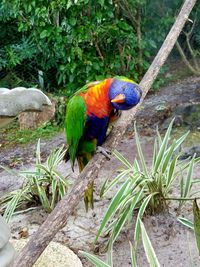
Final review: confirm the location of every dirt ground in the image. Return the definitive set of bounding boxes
[0,76,200,266]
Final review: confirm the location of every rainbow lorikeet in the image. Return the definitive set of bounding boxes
[64,76,142,211]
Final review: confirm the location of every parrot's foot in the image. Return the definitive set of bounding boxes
[96,146,111,159]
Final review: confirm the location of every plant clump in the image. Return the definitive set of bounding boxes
[96,119,200,258]
[0,139,71,222]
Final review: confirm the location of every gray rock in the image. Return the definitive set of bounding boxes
[0,87,51,127]
[0,216,10,249]
[175,104,200,128]
[0,242,16,267]
[0,216,16,267]
[179,145,200,160]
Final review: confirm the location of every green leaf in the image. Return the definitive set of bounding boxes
[113,150,132,168]
[177,217,194,230]
[154,118,174,173]
[36,164,50,175]
[80,251,111,267]
[33,176,51,212]
[101,169,131,196]
[140,220,161,267]
[69,17,77,26]
[3,188,28,222]
[134,193,156,242]
[134,122,148,177]
[165,154,178,192]
[59,183,66,198]
[161,140,176,174]
[107,242,113,267]
[67,0,73,9]
[152,138,158,169]
[95,179,130,243]
[52,169,70,187]
[130,242,137,267]
[111,188,144,244]
[171,131,189,153]
[37,185,51,212]
[133,158,140,173]
[51,179,58,209]
[100,178,109,198]
[40,30,48,39]
[111,206,130,242]
[183,156,195,198]
[127,186,144,223]
[118,21,131,31]
[193,199,200,255]
[98,0,105,6]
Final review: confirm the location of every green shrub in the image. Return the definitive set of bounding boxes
[1,0,192,92]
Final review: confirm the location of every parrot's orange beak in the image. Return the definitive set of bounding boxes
[111,94,125,103]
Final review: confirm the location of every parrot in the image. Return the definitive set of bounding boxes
[64,76,142,211]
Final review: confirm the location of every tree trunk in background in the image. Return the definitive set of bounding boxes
[12,0,197,266]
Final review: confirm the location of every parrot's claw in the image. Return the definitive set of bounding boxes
[96,146,111,159]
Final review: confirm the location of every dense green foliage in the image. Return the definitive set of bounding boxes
[0,0,199,93]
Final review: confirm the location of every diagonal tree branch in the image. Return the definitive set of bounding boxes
[12,0,197,266]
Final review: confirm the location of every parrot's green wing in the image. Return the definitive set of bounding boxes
[65,80,102,168]
[64,95,86,168]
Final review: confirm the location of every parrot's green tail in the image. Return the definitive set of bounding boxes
[77,154,95,211]
[84,182,94,212]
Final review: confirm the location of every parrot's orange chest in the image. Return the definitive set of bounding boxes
[80,78,113,118]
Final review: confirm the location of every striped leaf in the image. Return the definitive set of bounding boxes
[140,220,160,267]
[134,193,157,242]
[80,251,111,267]
[134,122,148,177]
[193,199,200,255]
[153,118,174,173]
[177,217,194,230]
[95,179,131,243]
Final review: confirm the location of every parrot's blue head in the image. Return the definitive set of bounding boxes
[109,79,142,110]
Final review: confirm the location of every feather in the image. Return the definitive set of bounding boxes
[64,95,86,169]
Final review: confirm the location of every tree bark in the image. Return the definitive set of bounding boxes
[12,0,197,266]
